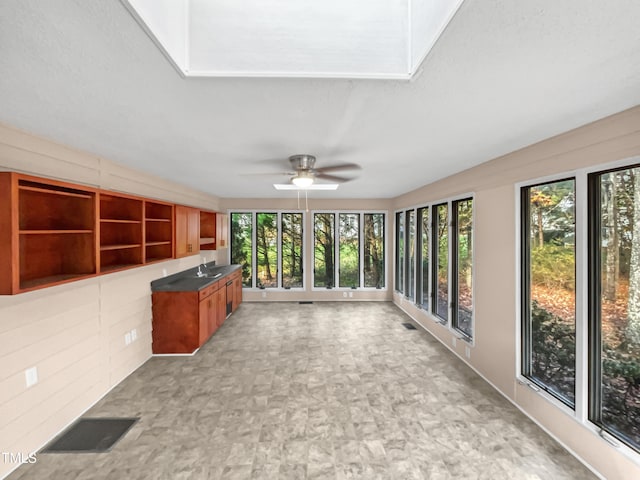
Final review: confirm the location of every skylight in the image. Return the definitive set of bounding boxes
[122,0,464,79]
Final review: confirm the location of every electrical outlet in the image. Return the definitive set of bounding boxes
[465,346,471,358]
[261,291,267,298]
[162,268,167,277]
[452,337,457,347]
[25,367,38,388]
[342,291,347,298]
[125,332,132,345]
[131,328,137,341]
[348,291,353,298]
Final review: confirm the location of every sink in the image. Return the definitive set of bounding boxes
[191,273,222,279]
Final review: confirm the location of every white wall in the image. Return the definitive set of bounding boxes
[0,122,223,479]
[392,105,640,480]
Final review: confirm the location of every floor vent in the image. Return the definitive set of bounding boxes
[42,418,139,453]
[402,322,417,330]
[299,301,313,304]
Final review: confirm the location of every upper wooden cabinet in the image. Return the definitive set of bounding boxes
[98,192,144,274]
[175,205,200,258]
[0,172,98,294]
[145,200,174,263]
[199,210,228,250]
[199,210,216,250]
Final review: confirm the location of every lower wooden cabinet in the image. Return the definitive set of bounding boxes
[151,270,242,354]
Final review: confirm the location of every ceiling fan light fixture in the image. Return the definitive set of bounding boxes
[291,174,314,188]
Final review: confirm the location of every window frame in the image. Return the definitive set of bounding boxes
[432,202,449,324]
[312,210,388,291]
[516,157,640,464]
[452,197,474,340]
[228,209,306,291]
[393,193,474,342]
[519,177,577,409]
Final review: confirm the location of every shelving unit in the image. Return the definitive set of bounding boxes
[99,193,143,273]
[0,173,98,294]
[199,210,216,250]
[145,200,174,263]
[0,172,178,295]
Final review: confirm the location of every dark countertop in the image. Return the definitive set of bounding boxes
[151,263,241,292]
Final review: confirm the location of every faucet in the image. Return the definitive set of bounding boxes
[196,264,205,277]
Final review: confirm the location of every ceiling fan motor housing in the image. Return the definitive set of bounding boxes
[289,154,316,170]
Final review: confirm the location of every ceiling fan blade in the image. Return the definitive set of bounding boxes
[314,163,361,173]
[315,173,354,183]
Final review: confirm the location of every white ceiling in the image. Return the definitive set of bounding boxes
[0,0,639,199]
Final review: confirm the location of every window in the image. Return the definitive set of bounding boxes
[417,207,430,309]
[406,210,416,299]
[339,213,360,288]
[231,212,253,287]
[589,165,640,452]
[363,213,385,288]
[396,211,405,293]
[521,179,576,407]
[395,199,473,336]
[256,213,278,288]
[314,211,386,289]
[432,203,449,322]
[282,212,303,288]
[231,211,304,289]
[314,213,335,288]
[452,199,473,338]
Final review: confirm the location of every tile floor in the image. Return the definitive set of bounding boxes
[9,302,596,479]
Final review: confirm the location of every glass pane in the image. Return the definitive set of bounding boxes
[256,213,278,288]
[434,204,449,321]
[339,213,360,288]
[282,213,303,288]
[526,179,576,405]
[596,166,640,450]
[314,213,335,287]
[407,210,416,299]
[418,207,429,309]
[396,212,405,292]
[364,213,385,288]
[455,199,473,338]
[231,213,252,287]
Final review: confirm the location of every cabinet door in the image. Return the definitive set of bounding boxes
[233,275,242,311]
[199,294,218,346]
[198,296,210,345]
[216,286,226,327]
[187,207,200,255]
[216,213,228,248]
[176,206,200,258]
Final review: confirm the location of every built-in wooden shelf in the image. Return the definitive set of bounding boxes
[100,219,142,224]
[100,244,142,251]
[20,273,95,291]
[1,172,179,295]
[18,185,93,199]
[20,230,93,234]
[146,241,171,247]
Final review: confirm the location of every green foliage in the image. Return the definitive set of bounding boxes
[531,244,575,290]
[530,301,575,401]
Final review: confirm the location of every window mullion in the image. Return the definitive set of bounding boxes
[277,212,282,289]
[575,173,589,422]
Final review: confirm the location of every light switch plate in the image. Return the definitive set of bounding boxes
[25,367,38,388]
[131,329,137,341]
[125,332,132,345]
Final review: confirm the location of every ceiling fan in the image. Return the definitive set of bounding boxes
[268,154,361,190]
